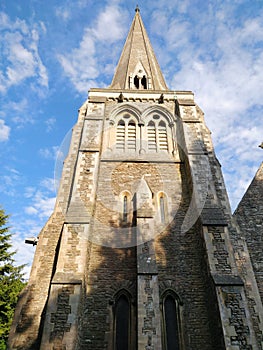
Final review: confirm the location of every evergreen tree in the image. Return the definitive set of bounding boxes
[0,207,26,350]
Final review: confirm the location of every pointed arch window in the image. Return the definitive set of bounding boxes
[158,121,168,151]
[127,121,136,150]
[113,290,134,350]
[115,294,130,350]
[160,195,165,223]
[120,191,133,226]
[134,75,139,89]
[146,117,170,152]
[115,116,138,153]
[116,120,125,150]
[161,291,182,350]
[141,75,147,89]
[123,195,128,223]
[147,121,157,151]
[158,192,168,224]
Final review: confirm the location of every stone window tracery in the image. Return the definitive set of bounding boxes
[115,116,139,152]
[111,107,176,155]
[146,117,169,152]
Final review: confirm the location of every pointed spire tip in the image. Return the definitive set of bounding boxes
[135,5,140,13]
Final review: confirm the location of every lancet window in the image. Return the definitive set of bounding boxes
[147,121,157,151]
[113,290,134,350]
[161,291,182,350]
[157,192,168,224]
[115,115,138,152]
[147,116,169,152]
[115,294,130,350]
[116,120,125,150]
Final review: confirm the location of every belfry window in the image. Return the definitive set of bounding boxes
[127,121,136,150]
[113,110,174,155]
[134,75,139,89]
[147,121,157,151]
[147,118,169,152]
[141,75,147,89]
[114,293,131,350]
[158,121,168,150]
[116,120,125,150]
[132,68,147,89]
[162,291,182,350]
[115,116,138,152]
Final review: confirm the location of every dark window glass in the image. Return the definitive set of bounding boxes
[116,295,129,350]
[141,75,147,89]
[134,75,139,89]
[164,295,180,350]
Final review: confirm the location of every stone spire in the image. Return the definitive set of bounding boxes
[110,8,168,90]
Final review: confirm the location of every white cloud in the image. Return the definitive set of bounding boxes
[55,6,71,21]
[45,117,56,132]
[0,119,10,141]
[92,5,127,42]
[39,146,60,160]
[24,190,55,219]
[146,2,263,210]
[0,98,35,127]
[0,12,48,93]
[57,4,129,93]
[0,167,21,196]
[12,233,35,279]
[40,177,56,193]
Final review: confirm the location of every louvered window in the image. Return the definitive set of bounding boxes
[147,121,157,151]
[158,121,168,151]
[127,121,136,150]
[116,120,125,150]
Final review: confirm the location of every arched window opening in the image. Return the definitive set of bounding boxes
[115,294,130,350]
[147,121,157,151]
[160,195,165,223]
[158,121,168,151]
[164,295,180,350]
[141,75,147,89]
[162,291,182,350]
[116,120,125,150]
[123,196,128,223]
[127,121,136,150]
[134,75,139,89]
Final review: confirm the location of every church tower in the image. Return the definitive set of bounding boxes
[9,8,263,350]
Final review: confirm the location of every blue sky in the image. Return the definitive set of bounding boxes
[0,0,262,277]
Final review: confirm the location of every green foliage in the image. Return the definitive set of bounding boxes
[0,208,26,349]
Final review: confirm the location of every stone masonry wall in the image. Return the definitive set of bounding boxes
[234,163,263,301]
